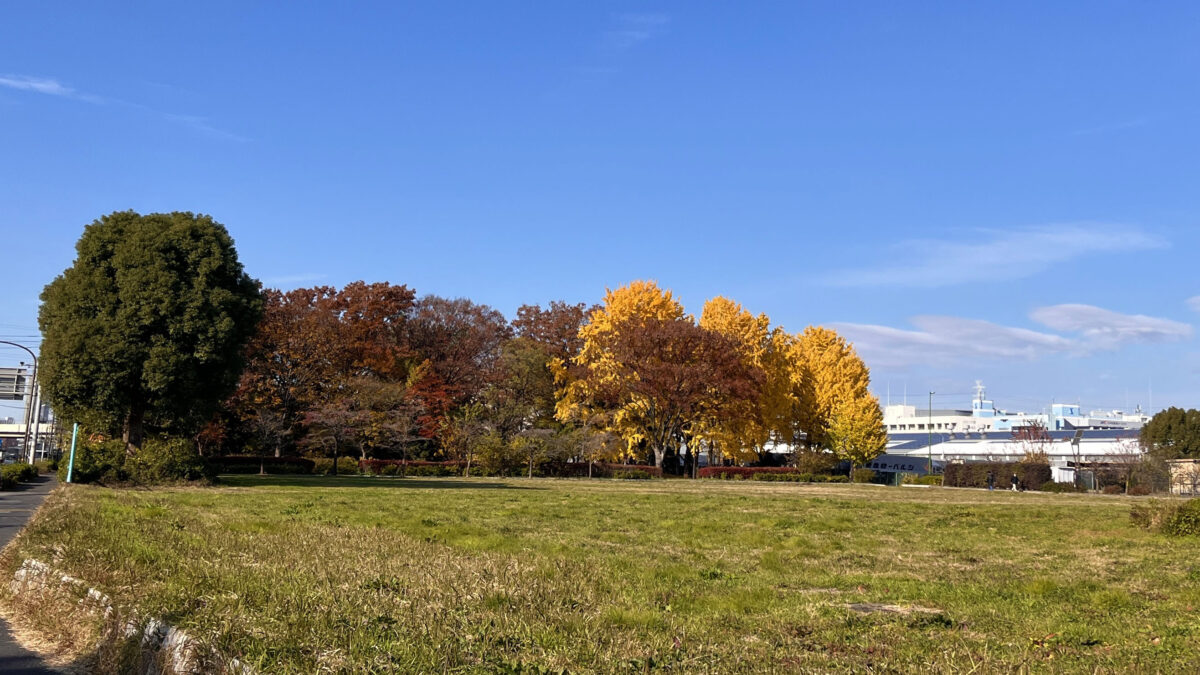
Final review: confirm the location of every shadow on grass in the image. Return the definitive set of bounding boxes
[215,475,540,490]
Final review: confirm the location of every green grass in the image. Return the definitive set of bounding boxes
[5,476,1200,672]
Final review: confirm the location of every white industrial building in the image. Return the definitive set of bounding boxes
[882,384,1148,482]
[884,383,1149,434]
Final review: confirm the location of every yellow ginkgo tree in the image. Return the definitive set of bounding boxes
[792,326,884,468]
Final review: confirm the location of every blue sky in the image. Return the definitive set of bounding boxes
[2,2,1199,418]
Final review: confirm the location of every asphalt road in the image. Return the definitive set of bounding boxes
[0,475,59,674]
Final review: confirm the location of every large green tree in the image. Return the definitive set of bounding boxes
[38,211,263,453]
[1140,407,1200,460]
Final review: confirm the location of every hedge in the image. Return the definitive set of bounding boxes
[0,463,38,490]
[699,466,847,483]
[358,459,663,479]
[360,460,466,476]
[942,462,1052,491]
[214,455,315,474]
[540,462,663,479]
[312,457,362,475]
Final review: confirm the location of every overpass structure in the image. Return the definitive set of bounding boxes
[0,421,58,461]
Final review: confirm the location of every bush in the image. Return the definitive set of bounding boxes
[612,469,654,480]
[751,472,814,482]
[360,459,466,476]
[213,455,314,475]
[357,459,662,479]
[699,466,842,482]
[901,474,943,486]
[1132,499,1200,536]
[942,462,1052,491]
[125,437,212,483]
[57,436,211,485]
[33,458,57,474]
[311,457,360,475]
[0,463,38,489]
[57,438,128,484]
[851,468,877,484]
[1129,484,1152,496]
[1042,481,1087,493]
[1163,499,1200,537]
[1102,485,1124,495]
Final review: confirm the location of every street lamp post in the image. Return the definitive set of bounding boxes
[927,391,935,475]
[0,341,38,463]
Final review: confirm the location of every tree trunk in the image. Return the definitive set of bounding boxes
[332,443,339,476]
[122,403,145,456]
[653,444,665,468]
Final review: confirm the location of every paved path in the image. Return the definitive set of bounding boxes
[0,476,59,674]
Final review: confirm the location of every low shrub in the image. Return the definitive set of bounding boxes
[1102,485,1124,495]
[311,457,361,475]
[57,436,211,485]
[942,462,1052,491]
[901,474,943,486]
[851,468,876,484]
[360,459,465,476]
[1041,481,1087,493]
[1163,499,1200,537]
[699,466,844,483]
[612,469,654,480]
[539,462,663,479]
[214,455,314,475]
[751,472,812,482]
[57,438,128,484]
[1131,500,1179,532]
[1129,484,1152,496]
[33,458,57,474]
[125,437,212,483]
[1,463,38,489]
[1131,499,1200,536]
[358,459,661,479]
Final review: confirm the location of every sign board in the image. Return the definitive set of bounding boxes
[0,367,28,401]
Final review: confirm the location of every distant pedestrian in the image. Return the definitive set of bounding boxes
[1011,472,1019,492]
[986,471,995,491]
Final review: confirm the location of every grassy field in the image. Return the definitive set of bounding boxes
[3,477,1199,673]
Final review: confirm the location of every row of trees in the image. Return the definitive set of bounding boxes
[37,212,887,475]
[553,281,886,470]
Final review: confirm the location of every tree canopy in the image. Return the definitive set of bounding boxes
[38,211,262,452]
[1140,407,1200,459]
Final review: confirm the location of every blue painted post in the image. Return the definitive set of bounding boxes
[66,423,78,483]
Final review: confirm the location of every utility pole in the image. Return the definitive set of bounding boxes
[0,341,38,463]
[927,391,935,475]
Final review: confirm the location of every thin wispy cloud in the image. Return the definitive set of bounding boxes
[822,224,1165,289]
[836,317,1075,369]
[164,113,249,143]
[837,304,1191,369]
[1186,296,1200,313]
[1030,304,1192,350]
[1,72,244,141]
[0,74,104,103]
[603,13,670,51]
